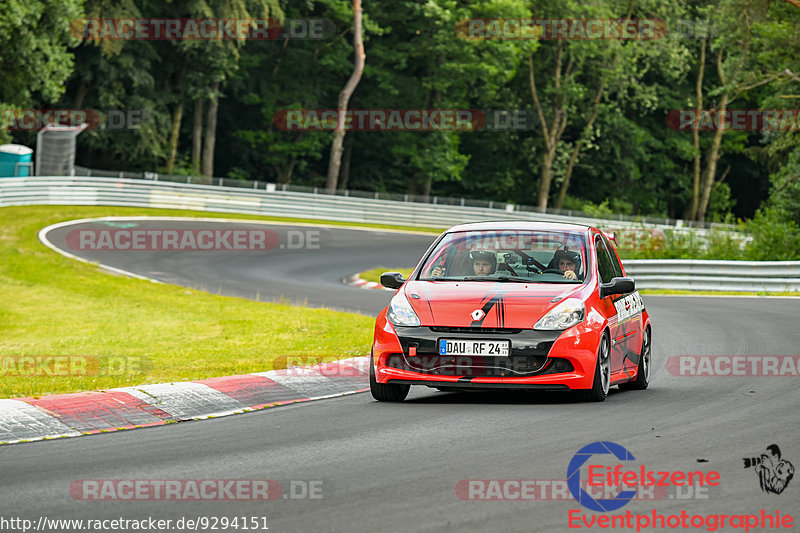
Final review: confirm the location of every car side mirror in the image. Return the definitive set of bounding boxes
[380,272,406,290]
[600,277,635,298]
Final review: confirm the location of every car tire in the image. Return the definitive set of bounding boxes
[577,332,610,402]
[619,326,651,391]
[370,352,410,402]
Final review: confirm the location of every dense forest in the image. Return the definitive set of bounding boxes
[1,0,799,233]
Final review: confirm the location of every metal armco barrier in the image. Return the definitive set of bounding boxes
[624,260,800,292]
[0,176,702,230]
[1,176,797,292]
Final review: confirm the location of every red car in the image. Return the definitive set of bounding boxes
[370,222,651,402]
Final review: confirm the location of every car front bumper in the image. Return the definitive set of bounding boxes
[372,316,601,390]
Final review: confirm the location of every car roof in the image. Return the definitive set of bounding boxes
[444,220,595,233]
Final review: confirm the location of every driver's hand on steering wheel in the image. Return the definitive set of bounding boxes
[431,266,445,277]
[563,270,577,280]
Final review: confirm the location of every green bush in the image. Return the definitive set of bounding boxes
[741,208,800,261]
[616,211,799,261]
[582,200,614,219]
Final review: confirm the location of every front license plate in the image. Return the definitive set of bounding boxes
[439,339,510,357]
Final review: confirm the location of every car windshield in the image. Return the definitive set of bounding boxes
[418,229,589,283]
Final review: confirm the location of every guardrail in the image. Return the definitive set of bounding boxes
[74,165,730,230]
[624,260,800,292]
[0,175,697,231]
[1,176,796,293]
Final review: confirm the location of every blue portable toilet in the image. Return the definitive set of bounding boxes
[0,144,34,177]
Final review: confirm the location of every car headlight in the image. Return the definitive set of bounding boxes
[387,292,421,327]
[534,298,585,330]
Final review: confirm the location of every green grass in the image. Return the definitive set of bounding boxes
[0,205,435,399]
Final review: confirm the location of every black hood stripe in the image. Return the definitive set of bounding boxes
[471,286,514,327]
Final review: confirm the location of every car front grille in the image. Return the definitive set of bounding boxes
[429,326,523,335]
[384,354,572,377]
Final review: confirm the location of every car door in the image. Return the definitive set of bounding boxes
[600,233,643,376]
[594,234,626,376]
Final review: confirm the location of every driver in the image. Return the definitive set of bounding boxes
[470,250,497,275]
[553,249,581,280]
[431,250,497,277]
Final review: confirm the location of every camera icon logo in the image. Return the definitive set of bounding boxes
[743,444,794,495]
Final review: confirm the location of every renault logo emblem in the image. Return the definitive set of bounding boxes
[471,309,485,320]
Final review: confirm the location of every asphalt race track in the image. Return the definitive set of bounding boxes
[2,218,799,532]
[41,218,436,315]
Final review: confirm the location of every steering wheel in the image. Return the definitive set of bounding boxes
[497,262,518,276]
[542,268,564,275]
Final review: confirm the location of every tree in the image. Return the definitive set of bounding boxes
[689,0,799,222]
[525,0,616,210]
[325,0,365,193]
[0,0,83,142]
[527,0,693,210]
[220,0,361,184]
[175,0,283,178]
[61,0,171,169]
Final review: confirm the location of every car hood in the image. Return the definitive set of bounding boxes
[402,280,585,328]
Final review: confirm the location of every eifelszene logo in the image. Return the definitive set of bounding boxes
[566,441,721,513]
[743,444,794,495]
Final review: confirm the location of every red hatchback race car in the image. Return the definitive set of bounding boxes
[370,222,651,402]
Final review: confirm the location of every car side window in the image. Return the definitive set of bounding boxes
[601,234,624,278]
[595,236,615,285]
